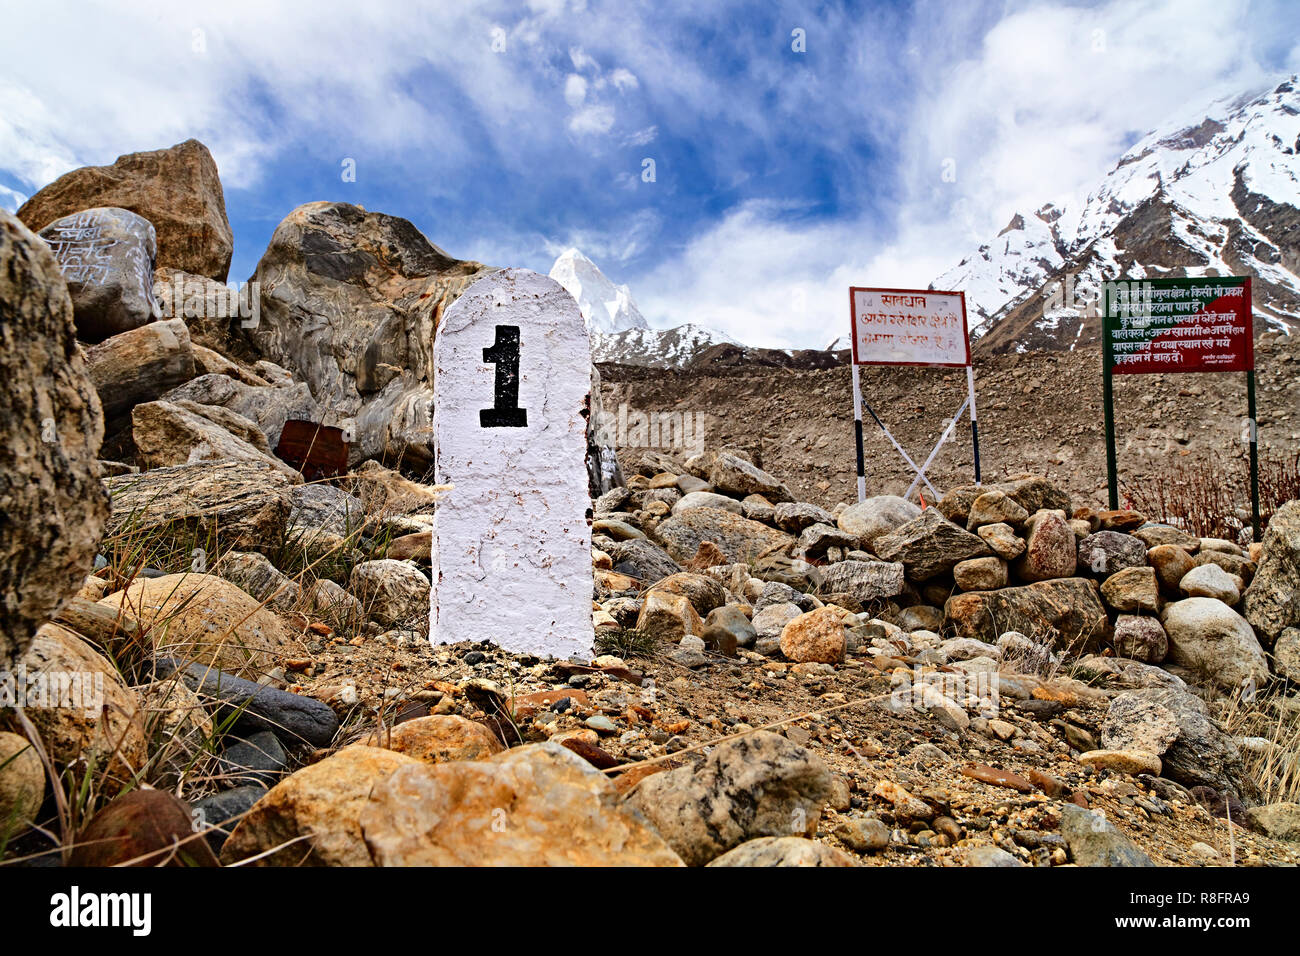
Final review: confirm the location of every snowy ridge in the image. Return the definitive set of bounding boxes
[592,323,737,369]
[935,75,1300,351]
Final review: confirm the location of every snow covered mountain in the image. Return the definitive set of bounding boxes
[935,75,1300,352]
[591,323,738,368]
[549,248,649,334]
[548,247,734,368]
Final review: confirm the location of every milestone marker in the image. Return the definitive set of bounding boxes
[431,268,595,659]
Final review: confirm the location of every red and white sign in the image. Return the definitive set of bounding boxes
[849,287,971,367]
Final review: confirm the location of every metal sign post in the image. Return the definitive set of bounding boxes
[1101,275,1259,540]
[848,286,980,503]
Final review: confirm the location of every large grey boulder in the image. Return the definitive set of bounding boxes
[0,210,109,668]
[624,731,834,866]
[1245,500,1300,646]
[836,495,920,550]
[162,372,320,451]
[1161,598,1268,694]
[38,207,159,342]
[874,509,990,581]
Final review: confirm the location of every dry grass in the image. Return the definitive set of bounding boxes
[1221,689,1300,806]
[1125,448,1300,539]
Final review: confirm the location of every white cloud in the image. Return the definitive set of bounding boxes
[609,68,638,92]
[564,74,588,107]
[0,183,28,212]
[568,104,615,135]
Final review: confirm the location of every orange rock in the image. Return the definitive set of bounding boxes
[961,764,1034,793]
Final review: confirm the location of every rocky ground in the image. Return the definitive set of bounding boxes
[2,138,1300,868]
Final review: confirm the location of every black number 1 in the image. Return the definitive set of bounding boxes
[480,324,527,427]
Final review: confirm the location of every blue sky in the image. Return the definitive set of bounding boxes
[3,0,1299,348]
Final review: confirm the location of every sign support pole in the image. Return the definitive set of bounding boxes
[966,364,981,486]
[1102,304,1119,509]
[851,362,866,503]
[1247,368,1261,542]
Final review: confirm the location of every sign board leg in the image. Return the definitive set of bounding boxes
[1248,369,1261,542]
[851,362,866,503]
[1103,345,1118,510]
[966,364,981,486]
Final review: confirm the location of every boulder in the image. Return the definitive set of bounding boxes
[1244,500,1300,645]
[153,658,339,748]
[1078,531,1147,578]
[348,560,430,628]
[644,572,726,617]
[706,836,858,867]
[1161,598,1268,694]
[1112,614,1168,663]
[873,509,990,581]
[635,590,703,643]
[1247,803,1300,842]
[68,789,218,867]
[99,573,301,677]
[0,731,43,828]
[1014,510,1077,582]
[953,556,1007,591]
[817,560,905,603]
[1100,566,1160,613]
[797,523,857,559]
[18,139,233,280]
[1148,544,1196,593]
[131,400,299,477]
[161,373,321,451]
[672,491,742,515]
[753,602,803,643]
[976,522,1025,560]
[85,318,197,426]
[1058,804,1154,866]
[944,577,1109,653]
[37,208,159,342]
[243,202,491,466]
[601,538,682,583]
[1275,627,1300,682]
[699,451,793,502]
[214,551,301,614]
[2,624,146,794]
[624,731,834,865]
[360,743,683,866]
[1122,687,1253,798]
[966,490,1028,530]
[220,745,419,866]
[1179,563,1242,604]
[368,715,502,764]
[0,210,108,668]
[779,606,849,663]
[701,605,755,653]
[651,508,794,565]
[774,501,836,533]
[1100,693,1181,756]
[104,459,297,556]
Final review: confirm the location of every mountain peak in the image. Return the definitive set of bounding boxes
[548,248,649,335]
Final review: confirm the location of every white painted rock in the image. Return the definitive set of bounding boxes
[431,269,594,659]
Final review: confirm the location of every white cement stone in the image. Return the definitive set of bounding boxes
[431,268,594,659]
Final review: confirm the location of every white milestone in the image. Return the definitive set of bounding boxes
[431,268,595,660]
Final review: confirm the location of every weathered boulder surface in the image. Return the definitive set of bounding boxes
[100,573,302,677]
[1245,500,1300,646]
[0,210,108,668]
[86,318,197,427]
[131,399,299,477]
[652,507,794,565]
[624,731,834,866]
[360,743,684,866]
[1,624,146,794]
[242,201,491,467]
[162,372,320,451]
[104,459,297,555]
[1161,598,1269,693]
[220,745,418,866]
[707,836,858,867]
[944,577,1109,653]
[874,509,990,581]
[18,139,234,281]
